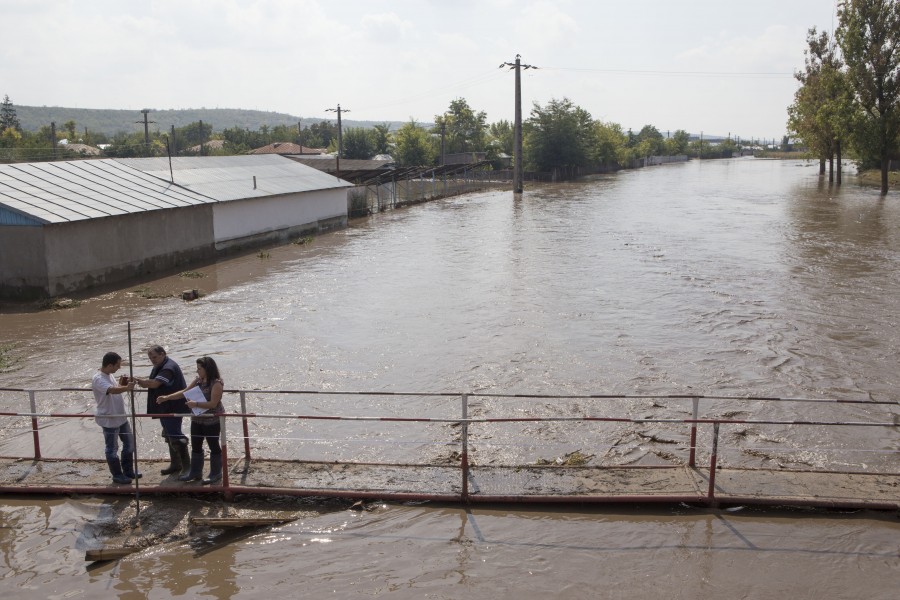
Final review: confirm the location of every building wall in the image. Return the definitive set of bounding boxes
[2,189,350,300]
[212,188,347,251]
[0,226,48,299]
[42,205,215,296]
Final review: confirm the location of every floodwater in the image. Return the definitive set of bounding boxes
[1,158,899,598]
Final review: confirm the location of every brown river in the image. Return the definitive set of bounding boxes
[1,158,898,598]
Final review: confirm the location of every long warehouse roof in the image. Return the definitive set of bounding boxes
[0,155,351,225]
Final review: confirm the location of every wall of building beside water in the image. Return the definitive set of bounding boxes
[213,188,347,251]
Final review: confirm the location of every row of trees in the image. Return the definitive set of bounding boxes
[3,93,736,175]
[788,0,900,194]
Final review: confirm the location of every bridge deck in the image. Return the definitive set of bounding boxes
[1,457,897,510]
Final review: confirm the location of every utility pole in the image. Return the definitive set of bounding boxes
[325,104,349,178]
[135,109,156,156]
[500,54,537,194]
[50,122,57,159]
[440,120,446,166]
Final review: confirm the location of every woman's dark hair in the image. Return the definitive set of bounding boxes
[196,356,221,381]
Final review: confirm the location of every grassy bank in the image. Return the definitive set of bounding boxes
[856,169,900,188]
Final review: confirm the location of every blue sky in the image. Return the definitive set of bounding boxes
[1,0,840,139]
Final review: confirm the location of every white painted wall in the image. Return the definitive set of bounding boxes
[212,189,347,244]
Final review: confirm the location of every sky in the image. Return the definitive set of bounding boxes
[1,0,842,140]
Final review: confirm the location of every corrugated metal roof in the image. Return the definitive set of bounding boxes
[117,155,351,201]
[0,159,214,225]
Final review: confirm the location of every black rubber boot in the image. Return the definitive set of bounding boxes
[203,454,222,484]
[107,458,132,484]
[175,438,191,478]
[160,438,182,475]
[178,452,204,482]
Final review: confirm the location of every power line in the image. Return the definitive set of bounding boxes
[541,66,793,78]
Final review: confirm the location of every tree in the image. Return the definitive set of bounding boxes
[788,27,854,181]
[634,125,666,156]
[342,127,375,159]
[63,120,77,142]
[588,121,626,166]
[433,98,488,154]
[837,0,900,194]
[665,129,691,155]
[524,97,593,174]
[393,119,436,166]
[0,95,19,132]
[489,120,514,155]
[372,123,392,156]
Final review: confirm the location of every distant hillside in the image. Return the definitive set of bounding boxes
[14,106,407,136]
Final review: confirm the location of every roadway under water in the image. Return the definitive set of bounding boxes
[1,158,898,598]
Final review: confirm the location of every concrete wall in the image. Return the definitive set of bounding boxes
[42,205,215,296]
[212,188,347,251]
[0,226,48,299]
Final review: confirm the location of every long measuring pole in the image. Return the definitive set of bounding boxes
[127,322,141,518]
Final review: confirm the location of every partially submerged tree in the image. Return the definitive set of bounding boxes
[524,97,593,175]
[837,0,900,194]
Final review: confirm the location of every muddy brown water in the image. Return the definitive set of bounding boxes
[1,158,898,598]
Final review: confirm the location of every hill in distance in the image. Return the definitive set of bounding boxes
[15,105,411,136]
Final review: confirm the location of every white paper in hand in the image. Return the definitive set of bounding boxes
[184,386,208,415]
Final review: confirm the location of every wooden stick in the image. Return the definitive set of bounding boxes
[85,547,140,562]
[190,516,297,528]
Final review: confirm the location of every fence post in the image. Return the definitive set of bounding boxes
[461,393,469,502]
[240,391,251,461]
[688,396,699,467]
[707,422,720,505]
[29,390,41,459]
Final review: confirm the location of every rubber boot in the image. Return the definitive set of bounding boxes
[121,453,142,480]
[203,454,222,484]
[160,438,182,475]
[175,438,191,478]
[178,452,204,482]
[107,457,132,484]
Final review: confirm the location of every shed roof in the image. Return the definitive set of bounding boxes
[249,142,326,155]
[0,159,214,225]
[117,155,351,202]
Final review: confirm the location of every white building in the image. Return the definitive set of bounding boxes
[0,155,351,299]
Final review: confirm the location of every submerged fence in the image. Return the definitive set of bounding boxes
[0,388,897,506]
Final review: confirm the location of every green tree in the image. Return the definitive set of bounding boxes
[342,127,375,159]
[788,27,854,179]
[837,0,900,194]
[393,119,436,166]
[665,129,691,155]
[63,120,77,142]
[433,98,488,154]
[488,120,514,155]
[0,95,20,132]
[524,97,593,173]
[372,123,392,155]
[588,120,626,166]
[634,125,666,156]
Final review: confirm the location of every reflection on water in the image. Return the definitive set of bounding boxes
[1,159,899,596]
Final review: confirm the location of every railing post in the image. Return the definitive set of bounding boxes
[29,390,41,459]
[688,396,699,467]
[240,391,251,461]
[707,422,720,505]
[461,393,469,502]
[220,414,232,500]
